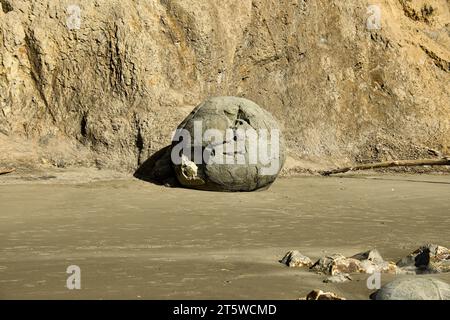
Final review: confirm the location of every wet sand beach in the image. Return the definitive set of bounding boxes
[0,174,449,299]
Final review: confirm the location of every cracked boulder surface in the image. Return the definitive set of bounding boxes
[371,277,450,300]
[0,0,449,173]
[172,96,286,191]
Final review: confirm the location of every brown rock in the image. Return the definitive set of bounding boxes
[280,251,313,268]
[359,259,399,274]
[310,254,363,275]
[352,249,399,274]
[351,249,385,264]
[303,290,346,300]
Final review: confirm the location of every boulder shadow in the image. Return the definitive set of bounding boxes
[133,145,180,187]
[134,145,274,192]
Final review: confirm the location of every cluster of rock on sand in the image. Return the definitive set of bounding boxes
[280,244,450,300]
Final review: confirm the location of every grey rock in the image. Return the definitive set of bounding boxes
[372,277,450,300]
[351,249,385,264]
[351,249,399,274]
[171,96,286,191]
[280,251,313,268]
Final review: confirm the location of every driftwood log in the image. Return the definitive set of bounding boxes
[321,157,450,176]
[0,168,16,175]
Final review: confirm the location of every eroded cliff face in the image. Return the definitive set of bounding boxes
[0,0,449,173]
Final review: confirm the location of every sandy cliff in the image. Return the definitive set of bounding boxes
[0,0,449,174]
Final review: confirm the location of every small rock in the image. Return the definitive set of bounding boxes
[351,249,399,274]
[175,154,205,186]
[310,254,363,275]
[359,259,399,274]
[280,251,313,268]
[351,249,385,264]
[371,277,450,300]
[323,273,352,283]
[397,244,450,274]
[302,290,346,300]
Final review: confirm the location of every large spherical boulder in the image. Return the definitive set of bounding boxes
[372,277,450,300]
[171,96,286,191]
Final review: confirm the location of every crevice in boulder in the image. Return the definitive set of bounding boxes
[236,107,251,126]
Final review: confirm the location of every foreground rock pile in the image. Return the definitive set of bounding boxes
[281,244,450,300]
[281,248,399,276]
[281,244,450,276]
